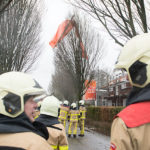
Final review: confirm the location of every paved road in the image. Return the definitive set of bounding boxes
[67,128,110,150]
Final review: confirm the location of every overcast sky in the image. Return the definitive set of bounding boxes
[29,0,70,92]
[29,0,120,93]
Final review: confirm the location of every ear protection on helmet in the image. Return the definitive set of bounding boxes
[3,93,21,115]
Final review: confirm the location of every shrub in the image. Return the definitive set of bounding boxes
[85,106,124,136]
[86,106,124,123]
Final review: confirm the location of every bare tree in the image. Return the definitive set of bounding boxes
[67,0,150,46]
[51,12,105,101]
[49,68,77,102]
[0,0,43,74]
[96,69,110,89]
[0,0,14,14]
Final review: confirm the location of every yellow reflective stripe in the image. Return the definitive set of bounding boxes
[80,117,86,119]
[59,145,69,150]
[80,110,86,119]
[51,145,57,150]
[73,122,78,134]
[68,122,72,134]
[34,115,39,119]
[70,114,78,121]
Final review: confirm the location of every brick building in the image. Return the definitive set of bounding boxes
[107,74,132,106]
[96,70,132,106]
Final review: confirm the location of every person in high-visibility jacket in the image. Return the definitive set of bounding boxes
[68,102,80,138]
[36,96,69,150]
[58,100,70,128]
[78,100,86,137]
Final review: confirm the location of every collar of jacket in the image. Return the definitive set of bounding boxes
[117,101,150,127]
[70,107,77,110]
[0,113,49,140]
[36,114,60,126]
[126,83,150,106]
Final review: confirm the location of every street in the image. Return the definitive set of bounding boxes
[67,128,110,150]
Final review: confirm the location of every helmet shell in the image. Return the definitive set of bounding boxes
[0,72,45,117]
[40,96,60,117]
[79,100,85,105]
[116,33,150,87]
[71,102,76,109]
[63,100,69,106]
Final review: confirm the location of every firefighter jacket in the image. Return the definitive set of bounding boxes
[110,101,150,150]
[0,113,52,150]
[69,109,80,122]
[79,106,86,120]
[58,105,69,121]
[36,114,69,150]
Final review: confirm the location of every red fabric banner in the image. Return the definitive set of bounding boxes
[49,20,74,48]
[49,19,88,59]
[84,80,96,100]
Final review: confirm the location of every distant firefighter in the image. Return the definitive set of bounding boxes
[33,101,42,119]
[68,103,80,138]
[58,100,70,127]
[78,100,86,137]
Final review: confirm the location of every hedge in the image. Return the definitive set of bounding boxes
[85,106,125,136]
[86,106,124,123]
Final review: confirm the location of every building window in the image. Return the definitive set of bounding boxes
[102,100,108,106]
[115,86,119,95]
[109,87,113,92]
[121,83,126,89]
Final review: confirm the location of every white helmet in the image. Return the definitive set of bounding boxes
[40,96,60,117]
[116,33,150,88]
[71,102,76,109]
[59,101,63,105]
[63,100,69,106]
[0,72,45,118]
[79,100,85,105]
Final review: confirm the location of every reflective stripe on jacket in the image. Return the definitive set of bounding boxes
[0,132,52,150]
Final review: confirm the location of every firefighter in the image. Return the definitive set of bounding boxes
[78,100,86,137]
[33,101,42,119]
[36,96,69,150]
[58,100,70,128]
[0,71,52,150]
[110,33,150,150]
[68,102,80,138]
